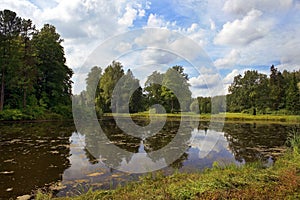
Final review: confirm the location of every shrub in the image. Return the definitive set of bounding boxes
[50,104,73,119]
[0,109,28,120]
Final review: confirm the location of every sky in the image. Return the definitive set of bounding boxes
[1,0,300,97]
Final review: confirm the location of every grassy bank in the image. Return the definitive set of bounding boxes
[37,133,300,200]
[105,112,300,123]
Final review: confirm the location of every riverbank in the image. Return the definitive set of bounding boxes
[36,133,300,200]
[106,112,300,123]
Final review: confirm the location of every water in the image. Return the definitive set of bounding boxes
[0,118,297,199]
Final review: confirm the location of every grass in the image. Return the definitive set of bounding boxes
[36,129,300,200]
[104,112,300,123]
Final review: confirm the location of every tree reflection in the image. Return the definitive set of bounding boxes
[82,118,193,172]
[223,123,289,163]
[0,122,74,199]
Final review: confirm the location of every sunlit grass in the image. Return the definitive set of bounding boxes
[104,112,300,123]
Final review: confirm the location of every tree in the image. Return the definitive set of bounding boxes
[18,19,38,109]
[286,72,300,113]
[162,66,191,113]
[0,9,22,110]
[86,66,102,106]
[112,69,143,113]
[96,61,124,113]
[32,24,73,108]
[190,99,199,113]
[144,71,164,110]
[197,96,211,113]
[228,70,269,114]
[269,65,285,110]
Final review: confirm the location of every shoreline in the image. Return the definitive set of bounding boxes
[36,146,300,200]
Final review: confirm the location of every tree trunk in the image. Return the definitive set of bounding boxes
[23,86,27,109]
[0,69,5,111]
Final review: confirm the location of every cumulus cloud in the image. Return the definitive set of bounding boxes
[223,0,293,15]
[2,0,299,96]
[214,9,274,46]
[118,5,138,27]
[146,13,177,28]
[189,73,226,97]
[0,0,43,27]
[214,49,240,69]
[223,69,241,85]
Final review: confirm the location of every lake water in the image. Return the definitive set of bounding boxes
[0,118,298,199]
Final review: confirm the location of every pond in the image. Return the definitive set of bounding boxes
[0,118,298,199]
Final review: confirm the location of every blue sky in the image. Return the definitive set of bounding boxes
[1,0,300,97]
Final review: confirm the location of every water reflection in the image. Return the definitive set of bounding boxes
[0,119,297,199]
[223,123,289,163]
[0,122,74,199]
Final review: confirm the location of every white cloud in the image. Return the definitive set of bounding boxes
[214,49,240,69]
[178,23,206,47]
[214,9,274,46]
[223,69,241,84]
[0,0,43,27]
[209,18,216,31]
[118,5,138,27]
[115,42,133,53]
[189,74,226,97]
[223,0,293,15]
[147,14,165,27]
[2,0,299,96]
[146,13,177,28]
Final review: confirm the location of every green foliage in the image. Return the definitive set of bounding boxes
[227,66,300,115]
[96,61,124,113]
[190,99,199,114]
[269,65,285,110]
[0,109,26,120]
[286,73,300,114]
[286,127,300,154]
[0,9,73,119]
[50,104,72,119]
[23,105,46,119]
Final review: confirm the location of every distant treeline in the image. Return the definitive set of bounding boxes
[73,61,192,116]
[75,61,300,116]
[227,65,300,115]
[0,10,73,120]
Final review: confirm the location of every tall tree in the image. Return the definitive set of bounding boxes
[162,66,191,112]
[144,71,164,109]
[228,70,269,114]
[286,72,300,113]
[269,65,285,110]
[86,66,102,106]
[111,69,143,113]
[0,9,22,110]
[32,24,73,108]
[97,61,124,113]
[19,19,38,108]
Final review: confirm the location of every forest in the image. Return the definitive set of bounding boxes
[1,9,299,121]
[0,10,73,120]
[75,61,300,116]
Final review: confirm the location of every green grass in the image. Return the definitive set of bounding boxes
[36,130,300,200]
[104,112,300,123]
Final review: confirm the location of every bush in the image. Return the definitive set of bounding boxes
[50,104,73,119]
[0,109,29,120]
[23,106,46,119]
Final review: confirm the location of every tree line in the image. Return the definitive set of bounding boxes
[76,61,300,116]
[227,65,300,115]
[74,61,192,116]
[0,9,73,120]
